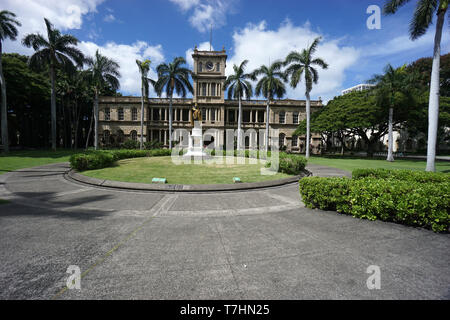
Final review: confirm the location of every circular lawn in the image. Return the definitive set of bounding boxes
[80,156,291,185]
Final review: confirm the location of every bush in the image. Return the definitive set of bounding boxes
[352,168,450,183]
[144,140,163,150]
[266,153,307,175]
[69,149,171,171]
[122,139,140,149]
[299,176,450,232]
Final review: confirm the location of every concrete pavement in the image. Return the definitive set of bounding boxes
[0,163,448,299]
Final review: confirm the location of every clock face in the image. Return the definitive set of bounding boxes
[206,61,214,71]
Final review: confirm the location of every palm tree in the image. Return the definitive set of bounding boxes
[0,10,21,153]
[283,37,328,159]
[85,50,120,150]
[224,60,253,150]
[23,18,84,151]
[370,64,412,161]
[251,61,287,152]
[384,0,448,171]
[154,57,193,149]
[136,59,156,150]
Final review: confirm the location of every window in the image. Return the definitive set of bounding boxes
[104,108,110,121]
[117,130,124,143]
[202,83,207,96]
[202,108,206,121]
[292,135,298,147]
[132,108,137,121]
[216,63,220,72]
[293,112,299,124]
[211,109,215,122]
[152,108,159,121]
[228,110,235,123]
[279,111,285,124]
[130,130,137,141]
[118,108,124,121]
[182,109,189,122]
[279,133,285,148]
[243,110,250,123]
[103,130,110,144]
[198,62,203,72]
[161,108,165,121]
[258,111,265,123]
[211,83,216,96]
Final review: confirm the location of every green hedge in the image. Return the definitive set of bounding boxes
[299,175,450,232]
[352,168,450,183]
[265,153,307,175]
[69,149,171,171]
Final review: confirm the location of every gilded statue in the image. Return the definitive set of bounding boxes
[190,104,202,126]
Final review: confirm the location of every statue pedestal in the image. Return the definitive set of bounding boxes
[183,121,209,159]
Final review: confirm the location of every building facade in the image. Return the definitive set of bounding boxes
[341,83,375,95]
[98,48,323,153]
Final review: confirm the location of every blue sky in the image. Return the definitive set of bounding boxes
[4,0,450,102]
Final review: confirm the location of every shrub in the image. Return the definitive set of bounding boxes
[266,153,307,175]
[299,176,450,232]
[122,139,140,149]
[352,168,450,183]
[144,140,163,150]
[70,149,171,171]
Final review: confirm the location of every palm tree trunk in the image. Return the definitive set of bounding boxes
[237,93,242,150]
[265,99,270,152]
[85,108,94,150]
[387,107,394,162]
[305,91,311,159]
[140,84,144,150]
[50,64,57,151]
[94,89,99,150]
[426,8,446,172]
[0,41,9,153]
[169,93,173,149]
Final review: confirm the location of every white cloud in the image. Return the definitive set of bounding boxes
[170,0,236,33]
[227,20,360,103]
[78,41,165,96]
[103,14,116,23]
[2,0,105,55]
[169,0,200,11]
[185,41,213,67]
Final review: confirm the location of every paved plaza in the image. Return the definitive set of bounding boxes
[0,163,449,299]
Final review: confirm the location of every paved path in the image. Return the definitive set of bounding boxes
[0,163,448,299]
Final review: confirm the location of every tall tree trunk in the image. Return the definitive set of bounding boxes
[50,64,57,151]
[426,8,446,172]
[387,107,394,162]
[237,92,242,150]
[74,100,80,150]
[0,41,9,153]
[265,99,270,152]
[85,108,94,150]
[140,83,144,150]
[169,93,173,149]
[94,89,99,150]
[305,91,311,159]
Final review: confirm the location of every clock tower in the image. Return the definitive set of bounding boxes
[192,47,227,105]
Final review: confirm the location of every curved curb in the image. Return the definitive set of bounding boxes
[67,169,310,193]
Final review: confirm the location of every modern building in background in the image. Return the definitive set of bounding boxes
[98,48,324,153]
[341,83,375,95]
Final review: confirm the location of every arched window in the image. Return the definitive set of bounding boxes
[216,63,220,72]
[117,130,124,143]
[118,108,124,120]
[198,62,203,72]
[292,135,298,147]
[130,130,137,141]
[279,133,285,148]
[104,108,110,121]
[103,130,110,145]
[131,108,138,121]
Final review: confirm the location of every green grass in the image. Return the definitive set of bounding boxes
[0,149,81,175]
[81,156,291,185]
[307,156,450,173]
